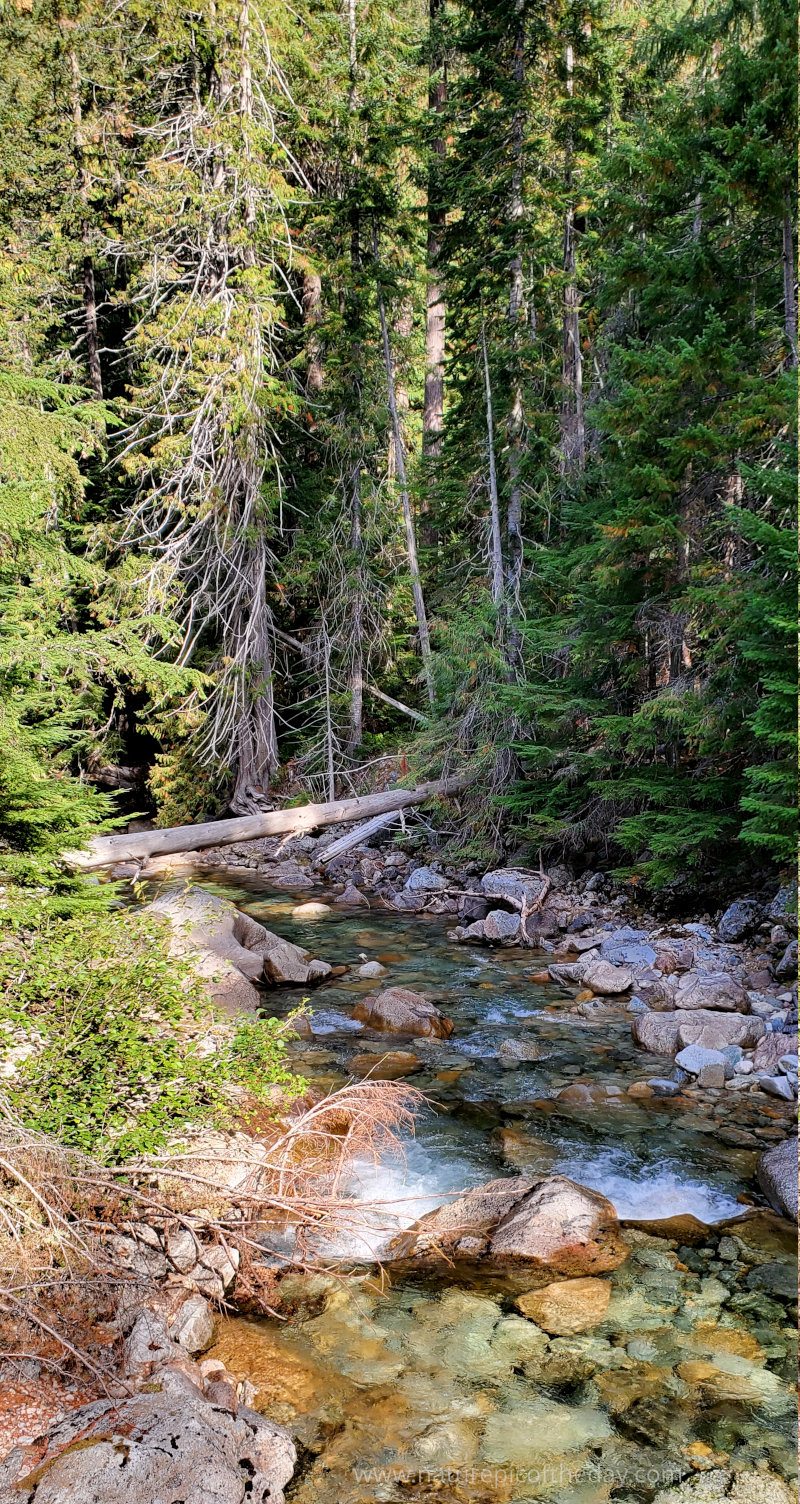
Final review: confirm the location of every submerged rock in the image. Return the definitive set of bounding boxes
[0,1388,296,1504]
[291,901,332,918]
[349,1050,422,1080]
[653,1469,794,1504]
[756,1138,798,1222]
[351,986,454,1038]
[517,1276,611,1334]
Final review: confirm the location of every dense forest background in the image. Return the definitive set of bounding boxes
[0,0,796,904]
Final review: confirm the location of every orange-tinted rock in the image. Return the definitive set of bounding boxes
[351,987,453,1038]
[517,1277,611,1334]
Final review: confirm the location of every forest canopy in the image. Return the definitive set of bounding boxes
[0,0,796,900]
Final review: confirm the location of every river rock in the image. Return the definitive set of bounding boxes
[124,1311,177,1375]
[756,1138,797,1221]
[333,883,370,906]
[774,939,798,979]
[291,901,332,918]
[752,1032,793,1074]
[483,909,520,943]
[677,1011,766,1051]
[675,1044,727,1077]
[673,970,748,1012]
[349,1050,422,1079]
[405,865,447,892]
[357,960,387,978]
[171,1294,217,1355]
[652,1470,794,1504]
[0,1388,297,1504]
[632,1011,685,1056]
[549,953,632,994]
[765,884,797,924]
[632,1008,765,1057]
[480,868,548,907]
[148,885,331,996]
[496,1038,548,1066]
[351,987,454,1038]
[489,1176,630,1273]
[717,899,763,942]
[391,1176,536,1259]
[166,1226,200,1272]
[599,928,656,967]
[758,1074,796,1101]
[517,1277,611,1334]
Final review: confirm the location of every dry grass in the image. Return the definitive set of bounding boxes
[0,1080,424,1386]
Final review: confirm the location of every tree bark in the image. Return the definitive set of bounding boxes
[65,776,471,870]
[782,201,797,368]
[373,224,435,705]
[559,41,585,474]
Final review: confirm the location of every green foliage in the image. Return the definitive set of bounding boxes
[0,904,304,1162]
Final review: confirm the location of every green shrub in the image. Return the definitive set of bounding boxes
[0,901,304,1162]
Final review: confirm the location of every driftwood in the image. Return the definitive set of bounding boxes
[316,809,402,864]
[64,776,470,872]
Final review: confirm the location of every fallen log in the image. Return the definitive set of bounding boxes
[315,809,402,864]
[64,776,470,873]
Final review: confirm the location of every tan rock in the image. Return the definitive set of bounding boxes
[489,1175,630,1274]
[517,1277,611,1334]
[349,1050,422,1080]
[291,902,332,918]
[351,987,453,1038]
[677,1359,720,1384]
[627,1082,654,1098]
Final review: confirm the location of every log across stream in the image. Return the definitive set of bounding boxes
[194,875,799,1504]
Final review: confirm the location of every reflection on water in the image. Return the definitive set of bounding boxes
[200,876,798,1500]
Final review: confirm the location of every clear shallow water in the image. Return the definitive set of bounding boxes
[200,877,798,1500]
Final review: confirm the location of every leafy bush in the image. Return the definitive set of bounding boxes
[0,902,304,1161]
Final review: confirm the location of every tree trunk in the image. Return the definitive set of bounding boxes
[347,461,364,753]
[559,41,585,474]
[68,49,103,397]
[421,0,447,554]
[782,201,797,368]
[65,776,471,870]
[504,5,526,656]
[302,271,325,393]
[480,314,504,606]
[373,224,435,705]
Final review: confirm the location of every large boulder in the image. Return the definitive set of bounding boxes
[0,1387,296,1504]
[480,869,548,907]
[391,1174,629,1277]
[148,885,331,998]
[488,1176,630,1273]
[673,970,749,1012]
[677,1011,765,1052]
[756,1137,798,1222]
[351,987,454,1039]
[717,899,763,943]
[632,1009,765,1057]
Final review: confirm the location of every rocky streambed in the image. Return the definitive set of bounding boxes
[2,858,796,1504]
